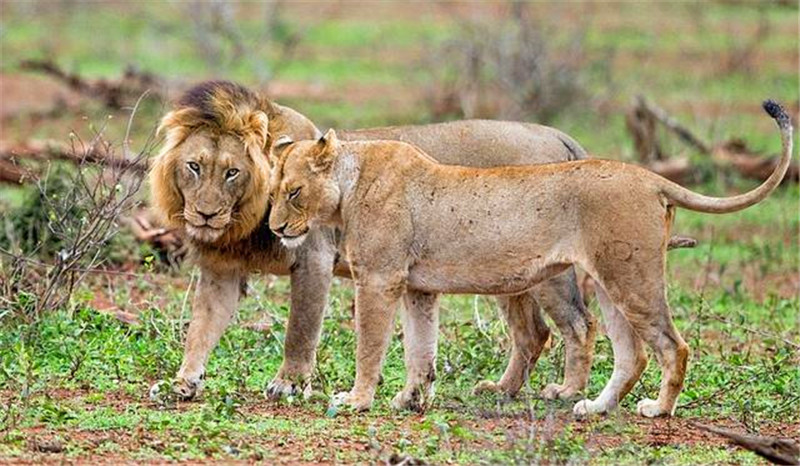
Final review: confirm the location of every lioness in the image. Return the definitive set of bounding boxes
[267,101,791,417]
[148,80,599,404]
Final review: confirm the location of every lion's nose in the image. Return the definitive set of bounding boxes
[197,208,221,221]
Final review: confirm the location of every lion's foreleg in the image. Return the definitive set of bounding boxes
[267,235,336,399]
[173,267,241,400]
[392,290,440,412]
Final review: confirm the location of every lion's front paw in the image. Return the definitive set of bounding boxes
[472,380,501,395]
[330,390,373,412]
[541,383,580,401]
[572,398,614,417]
[636,398,671,418]
[149,377,201,404]
[174,378,201,401]
[265,376,307,401]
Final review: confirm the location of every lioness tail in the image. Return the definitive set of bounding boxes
[660,100,793,214]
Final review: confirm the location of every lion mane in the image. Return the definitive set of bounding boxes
[149,81,275,245]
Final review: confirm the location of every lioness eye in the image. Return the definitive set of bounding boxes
[187,161,200,174]
[225,168,240,180]
[288,187,301,200]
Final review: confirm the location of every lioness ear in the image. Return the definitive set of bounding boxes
[318,128,338,146]
[311,129,338,172]
[269,134,294,167]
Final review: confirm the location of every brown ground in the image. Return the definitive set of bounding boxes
[2,388,798,466]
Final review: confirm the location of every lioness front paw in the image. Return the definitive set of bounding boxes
[572,398,614,417]
[541,383,580,401]
[391,385,434,412]
[636,398,671,418]
[330,390,373,412]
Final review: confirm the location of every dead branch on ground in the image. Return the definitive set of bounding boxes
[20,59,163,109]
[125,209,187,269]
[0,139,148,185]
[626,95,798,185]
[692,422,799,465]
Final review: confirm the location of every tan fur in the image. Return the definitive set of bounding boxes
[268,102,792,416]
[149,81,604,404]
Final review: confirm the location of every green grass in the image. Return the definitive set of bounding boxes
[1,237,797,464]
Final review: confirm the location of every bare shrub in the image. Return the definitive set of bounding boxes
[426,4,591,123]
[0,95,157,320]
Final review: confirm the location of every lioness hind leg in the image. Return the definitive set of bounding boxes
[392,291,440,412]
[573,286,647,416]
[588,272,689,418]
[534,268,597,401]
[474,293,550,397]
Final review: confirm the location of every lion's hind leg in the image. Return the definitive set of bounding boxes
[474,293,550,397]
[392,290,440,412]
[535,268,597,401]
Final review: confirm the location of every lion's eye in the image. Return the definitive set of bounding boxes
[225,168,240,180]
[288,187,301,200]
[187,161,200,174]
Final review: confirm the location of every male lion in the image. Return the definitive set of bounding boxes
[148,80,685,406]
[267,100,792,417]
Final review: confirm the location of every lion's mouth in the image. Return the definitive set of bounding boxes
[185,223,226,242]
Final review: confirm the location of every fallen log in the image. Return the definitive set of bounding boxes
[628,95,713,160]
[125,209,187,268]
[0,158,35,184]
[692,422,799,465]
[627,96,798,184]
[714,138,799,184]
[0,139,148,178]
[20,59,164,110]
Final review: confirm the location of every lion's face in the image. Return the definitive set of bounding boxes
[268,132,341,248]
[174,132,259,242]
[150,126,271,246]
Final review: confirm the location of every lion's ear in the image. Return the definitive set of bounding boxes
[311,129,338,172]
[242,110,270,155]
[269,135,294,167]
[158,108,202,149]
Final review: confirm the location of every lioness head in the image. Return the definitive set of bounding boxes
[149,81,276,245]
[268,129,341,248]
